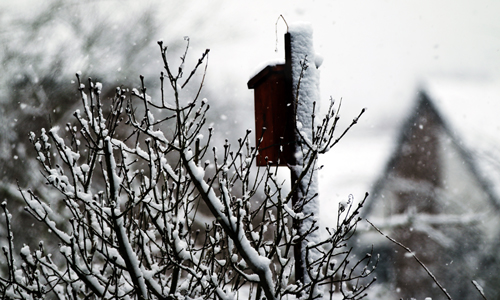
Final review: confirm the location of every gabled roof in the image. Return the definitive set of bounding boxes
[318,76,500,228]
[424,77,500,203]
[364,83,500,216]
[319,77,500,226]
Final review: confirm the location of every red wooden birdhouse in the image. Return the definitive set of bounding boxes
[247,33,295,166]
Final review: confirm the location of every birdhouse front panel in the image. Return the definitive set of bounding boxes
[248,64,295,166]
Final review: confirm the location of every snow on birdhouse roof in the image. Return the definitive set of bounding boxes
[248,59,285,83]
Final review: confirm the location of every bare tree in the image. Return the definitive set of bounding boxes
[0,39,375,300]
[0,0,229,262]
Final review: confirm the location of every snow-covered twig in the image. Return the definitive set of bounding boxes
[471,280,488,300]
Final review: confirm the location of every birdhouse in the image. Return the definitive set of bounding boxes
[247,34,295,166]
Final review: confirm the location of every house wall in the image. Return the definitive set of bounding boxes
[438,133,500,299]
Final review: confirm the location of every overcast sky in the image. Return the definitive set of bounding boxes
[205,0,500,126]
[3,0,500,224]
[5,0,499,125]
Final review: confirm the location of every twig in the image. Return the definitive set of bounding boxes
[366,219,452,300]
[471,280,488,300]
[181,49,210,89]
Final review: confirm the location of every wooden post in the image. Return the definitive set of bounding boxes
[283,31,307,286]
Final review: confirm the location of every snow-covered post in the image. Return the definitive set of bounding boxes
[288,23,321,287]
[248,22,323,289]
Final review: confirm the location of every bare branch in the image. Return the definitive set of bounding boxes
[366,219,453,300]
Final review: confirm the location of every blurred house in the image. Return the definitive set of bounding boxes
[357,77,500,300]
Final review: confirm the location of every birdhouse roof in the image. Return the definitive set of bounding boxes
[247,64,286,89]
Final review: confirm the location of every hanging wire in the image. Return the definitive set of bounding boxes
[275,14,289,52]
